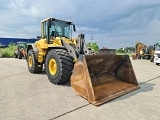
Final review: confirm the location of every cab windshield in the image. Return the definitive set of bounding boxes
[18,43,27,49]
[49,20,71,38]
[155,44,160,50]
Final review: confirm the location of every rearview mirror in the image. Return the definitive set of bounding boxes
[37,36,41,39]
[73,24,76,32]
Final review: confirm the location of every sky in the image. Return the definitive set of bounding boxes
[0,0,160,49]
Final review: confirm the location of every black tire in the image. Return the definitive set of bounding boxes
[156,63,159,65]
[150,56,154,62]
[148,56,151,60]
[27,49,42,73]
[18,51,22,59]
[45,49,74,84]
[141,56,145,59]
[137,54,141,59]
[145,56,149,60]
[14,52,18,58]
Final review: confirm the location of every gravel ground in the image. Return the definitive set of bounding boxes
[0,58,160,120]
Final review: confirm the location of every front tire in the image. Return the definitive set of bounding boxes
[27,49,42,73]
[145,56,149,60]
[45,49,74,84]
[150,56,154,62]
[14,51,18,58]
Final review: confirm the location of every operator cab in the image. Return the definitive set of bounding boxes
[16,42,27,50]
[41,18,76,44]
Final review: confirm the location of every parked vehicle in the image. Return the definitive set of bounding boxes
[14,42,27,59]
[135,42,154,61]
[154,41,160,65]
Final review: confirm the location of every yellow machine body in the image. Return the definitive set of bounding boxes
[27,18,140,106]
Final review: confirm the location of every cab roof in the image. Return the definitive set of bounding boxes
[41,18,72,24]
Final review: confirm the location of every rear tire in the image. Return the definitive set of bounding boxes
[27,49,42,73]
[45,49,74,84]
[156,63,159,65]
[137,55,141,59]
[18,51,22,59]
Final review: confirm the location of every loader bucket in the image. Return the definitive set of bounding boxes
[71,54,140,106]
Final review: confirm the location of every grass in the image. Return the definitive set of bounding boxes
[0,43,16,58]
[116,52,133,57]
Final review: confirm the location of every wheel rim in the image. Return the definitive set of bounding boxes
[49,58,57,75]
[28,56,32,67]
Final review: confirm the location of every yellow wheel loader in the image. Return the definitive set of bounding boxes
[135,42,154,60]
[26,18,140,106]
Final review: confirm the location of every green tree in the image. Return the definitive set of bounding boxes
[86,42,92,48]
[125,47,135,53]
[116,48,125,53]
[91,43,99,52]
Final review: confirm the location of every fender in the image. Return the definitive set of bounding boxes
[27,44,39,60]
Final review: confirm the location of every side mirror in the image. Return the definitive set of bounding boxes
[73,24,76,32]
[37,36,41,39]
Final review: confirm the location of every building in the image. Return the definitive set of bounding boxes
[0,38,37,47]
